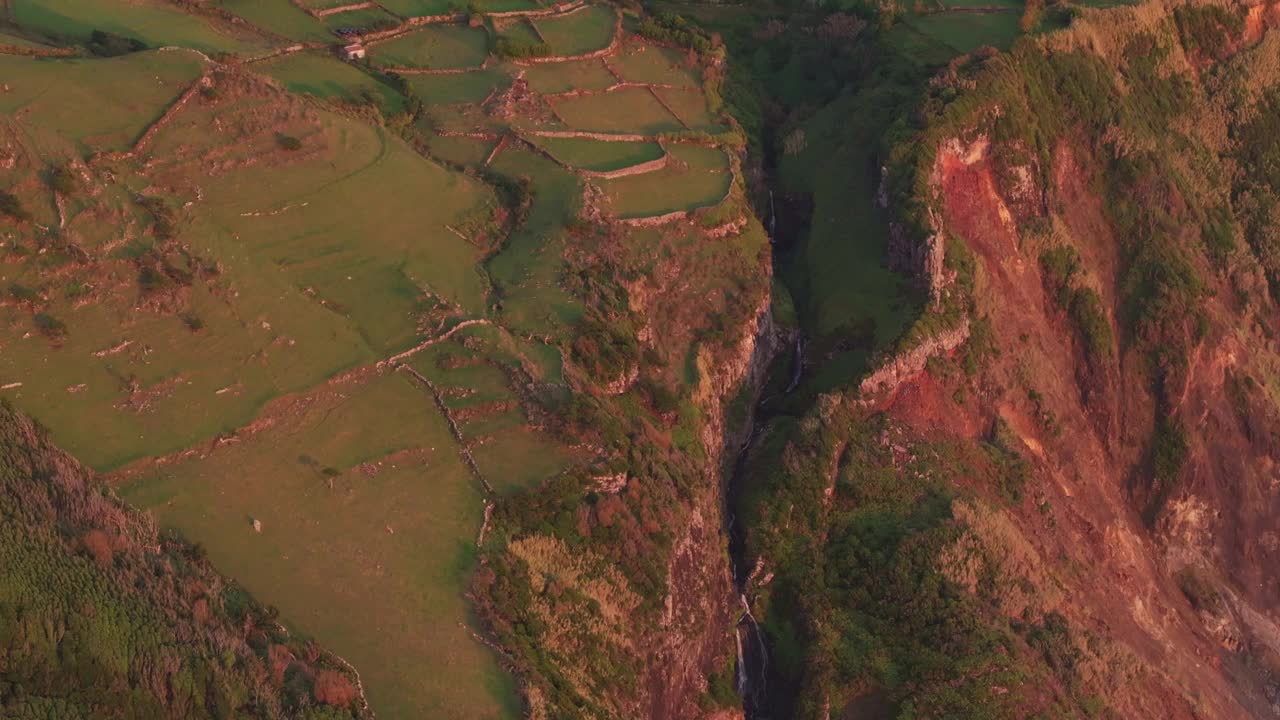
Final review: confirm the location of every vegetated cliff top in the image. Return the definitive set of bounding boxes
[732,1,1280,718]
[0,400,369,718]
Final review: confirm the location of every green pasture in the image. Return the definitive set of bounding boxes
[668,142,729,171]
[153,106,494,346]
[297,0,359,10]
[903,11,1022,54]
[410,324,574,492]
[608,44,698,87]
[551,87,683,134]
[484,148,583,337]
[427,133,498,169]
[534,137,664,172]
[371,25,489,69]
[378,0,456,17]
[653,87,720,131]
[0,50,205,152]
[0,84,491,470]
[0,30,60,50]
[777,91,917,393]
[119,372,519,720]
[218,0,333,43]
[932,0,1020,8]
[409,68,508,105]
[258,51,408,115]
[531,4,615,56]
[322,6,399,33]
[11,0,267,55]
[470,0,540,12]
[523,58,617,94]
[427,102,509,134]
[494,18,541,46]
[599,162,729,218]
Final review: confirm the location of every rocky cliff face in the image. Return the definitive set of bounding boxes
[735,2,1280,718]
[651,291,776,720]
[877,3,1280,713]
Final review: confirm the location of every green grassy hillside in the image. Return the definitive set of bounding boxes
[0,401,367,719]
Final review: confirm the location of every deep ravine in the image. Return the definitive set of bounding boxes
[727,157,809,717]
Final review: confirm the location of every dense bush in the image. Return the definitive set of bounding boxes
[1038,245,1113,364]
[1173,4,1244,60]
[636,12,712,53]
[0,190,29,221]
[31,313,67,340]
[493,37,550,60]
[47,166,77,195]
[86,29,146,57]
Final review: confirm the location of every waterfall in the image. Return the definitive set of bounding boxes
[740,594,767,695]
[785,336,804,395]
[735,625,747,697]
[768,190,777,240]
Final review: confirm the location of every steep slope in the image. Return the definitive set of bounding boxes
[733,0,1280,717]
[0,400,368,719]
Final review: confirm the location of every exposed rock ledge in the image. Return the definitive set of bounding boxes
[858,317,970,397]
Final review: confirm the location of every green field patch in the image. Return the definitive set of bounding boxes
[494,17,541,46]
[321,6,400,34]
[934,0,1020,7]
[473,425,574,493]
[258,50,407,114]
[378,0,456,16]
[427,133,498,169]
[0,98,492,470]
[0,51,205,152]
[903,11,1022,54]
[668,142,729,171]
[0,29,61,50]
[11,0,267,55]
[531,4,615,56]
[653,87,721,131]
[484,148,582,337]
[119,372,519,719]
[533,136,663,172]
[165,115,494,348]
[599,162,729,218]
[371,25,489,69]
[523,58,616,94]
[407,68,507,104]
[551,86,682,134]
[609,44,698,87]
[298,0,359,9]
[218,0,332,42]
[471,0,540,11]
[777,91,916,388]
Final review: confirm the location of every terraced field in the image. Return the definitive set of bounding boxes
[0,1,752,715]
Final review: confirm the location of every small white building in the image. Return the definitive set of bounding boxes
[342,43,366,60]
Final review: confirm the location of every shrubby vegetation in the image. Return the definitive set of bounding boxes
[635,12,713,53]
[492,37,550,60]
[734,409,1062,719]
[0,190,30,221]
[1039,245,1113,365]
[86,30,146,57]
